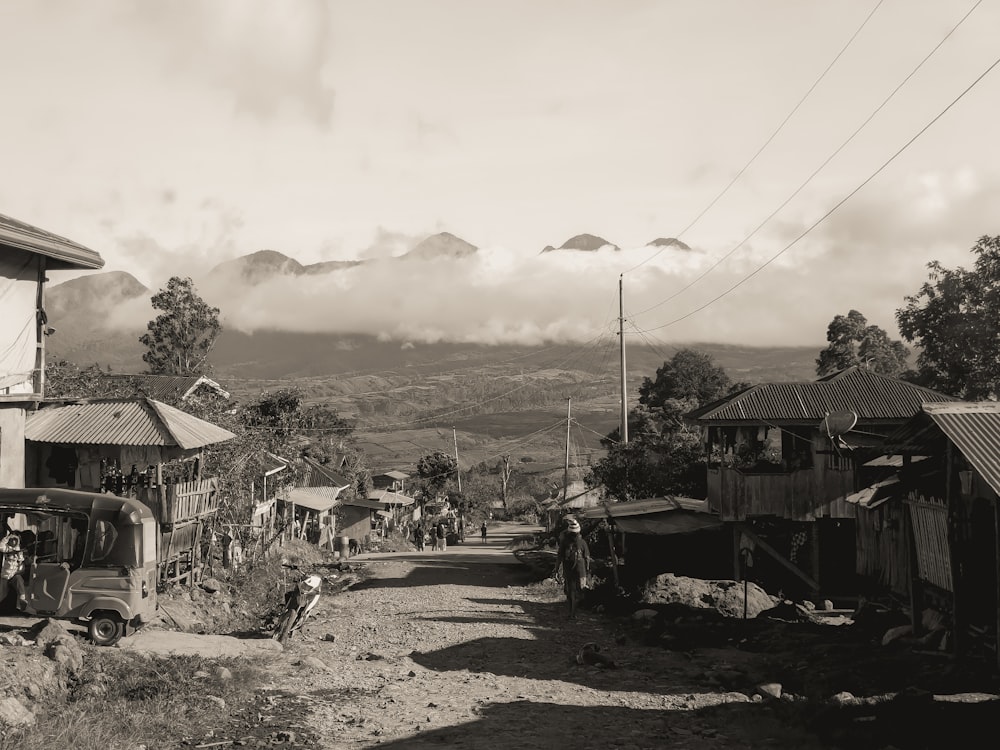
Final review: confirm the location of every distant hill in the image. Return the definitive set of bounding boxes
[208,250,306,284]
[541,233,620,253]
[647,237,692,251]
[303,259,364,274]
[402,232,478,260]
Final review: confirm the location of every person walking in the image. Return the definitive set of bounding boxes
[436,520,448,552]
[480,521,488,543]
[555,517,590,619]
[413,522,425,551]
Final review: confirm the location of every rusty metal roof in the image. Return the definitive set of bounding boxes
[922,402,1000,498]
[687,367,957,424]
[302,456,350,488]
[25,398,236,449]
[284,486,344,512]
[0,212,104,270]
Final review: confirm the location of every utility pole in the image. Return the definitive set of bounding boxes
[563,397,572,503]
[453,427,462,492]
[619,275,628,444]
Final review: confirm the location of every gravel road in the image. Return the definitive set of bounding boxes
[258,522,825,750]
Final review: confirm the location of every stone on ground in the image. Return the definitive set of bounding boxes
[641,573,776,618]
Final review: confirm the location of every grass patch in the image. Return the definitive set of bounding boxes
[0,652,266,750]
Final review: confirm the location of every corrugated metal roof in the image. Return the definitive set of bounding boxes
[369,489,415,506]
[377,470,410,480]
[25,398,235,449]
[580,496,710,519]
[284,486,344,512]
[0,212,104,270]
[100,374,230,401]
[688,367,957,424]
[923,402,1000,498]
[302,456,351,488]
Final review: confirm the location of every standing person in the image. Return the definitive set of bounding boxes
[555,517,590,619]
[436,520,447,552]
[480,521,488,543]
[413,522,425,551]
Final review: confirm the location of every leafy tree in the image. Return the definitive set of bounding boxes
[638,348,733,410]
[589,349,736,502]
[415,451,458,500]
[816,309,909,377]
[140,276,221,375]
[896,235,1000,399]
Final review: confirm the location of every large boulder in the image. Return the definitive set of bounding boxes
[0,696,35,728]
[640,573,776,619]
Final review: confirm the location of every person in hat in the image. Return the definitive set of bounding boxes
[555,516,590,619]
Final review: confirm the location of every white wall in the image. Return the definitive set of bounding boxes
[0,407,26,487]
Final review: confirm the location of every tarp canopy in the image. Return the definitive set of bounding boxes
[580,496,721,536]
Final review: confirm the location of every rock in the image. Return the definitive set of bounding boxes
[822,599,834,611]
[830,691,857,706]
[214,666,233,683]
[751,693,763,703]
[0,633,31,646]
[27,618,72,648]
[632,609,658,622]
[323,633,337,642]
[48,642,84,672]
[193,670,211,680]
[200,577,223,593]
[205,695,226,709]
[756,683,782,700]
[0,696,35,727]
[881,624,913,646]
[301,656,331,672]
[641,573,775,619]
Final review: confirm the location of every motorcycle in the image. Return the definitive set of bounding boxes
[271,571,326,644]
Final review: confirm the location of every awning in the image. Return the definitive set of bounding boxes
[375,510,393,518]
[846,477,900,509]
[368,489,415,506]
[284,486,343,513]
[580,496,721,536]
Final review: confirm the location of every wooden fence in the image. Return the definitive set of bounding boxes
[138,479,221,585]
[905,493,952,592]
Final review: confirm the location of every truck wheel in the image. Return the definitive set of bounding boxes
[89,612,126,646]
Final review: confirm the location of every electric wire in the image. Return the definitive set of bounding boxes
[641,45,1000,333]
[633,0,985,320]
[623,0,887,275]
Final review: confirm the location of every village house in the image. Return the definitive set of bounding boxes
[372,469,409,493]
[686,366,957,598]
[0,213,104,487]
[23,397,236,583]
[864,402,1000,667]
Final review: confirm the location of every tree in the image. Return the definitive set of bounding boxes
[816,309,909,377]
[140,276,221,375]
[498,455,512,511]
[638,348,733,410]
[896,236,1000,399]
[589,349,735,502]
[415,451,458,500]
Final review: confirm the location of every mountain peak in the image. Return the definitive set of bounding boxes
[403,232,478,260]
[210,250,306,284]
[647,237,692,251]
[541,233,619,253]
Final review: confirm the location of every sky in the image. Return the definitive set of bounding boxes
[2,0,999,348]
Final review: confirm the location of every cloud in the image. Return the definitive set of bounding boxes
[135,0,335,127]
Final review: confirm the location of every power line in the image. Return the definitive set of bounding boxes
[642,47,1000,333]
[633,0,985,320]
[623,0,887,275]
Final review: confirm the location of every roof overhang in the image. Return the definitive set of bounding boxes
[0,213,104,270]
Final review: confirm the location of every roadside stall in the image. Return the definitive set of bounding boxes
[24,397,236,585]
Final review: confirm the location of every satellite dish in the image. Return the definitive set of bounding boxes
[820,410,858,438]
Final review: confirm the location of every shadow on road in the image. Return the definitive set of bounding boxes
[364,698,826,750]
[349,559,537,590]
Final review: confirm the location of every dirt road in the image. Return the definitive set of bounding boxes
[256,522,824,750]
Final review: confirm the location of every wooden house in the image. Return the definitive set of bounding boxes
[0,212,104,487]
[282,456,352,548]
[874,402,1000,666]
[23,397,236,583]
[372,470,409,493]
[686,367,956,597]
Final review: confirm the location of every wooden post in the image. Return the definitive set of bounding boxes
[904,501,922,634]
[811,521,822,593]
[34,256,47,396]
[946,442,961,656]
[605,519,620,591]
[732,524,742,581]
[995,498,1000,671]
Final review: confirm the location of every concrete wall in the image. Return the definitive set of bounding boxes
[0,406,26,487]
